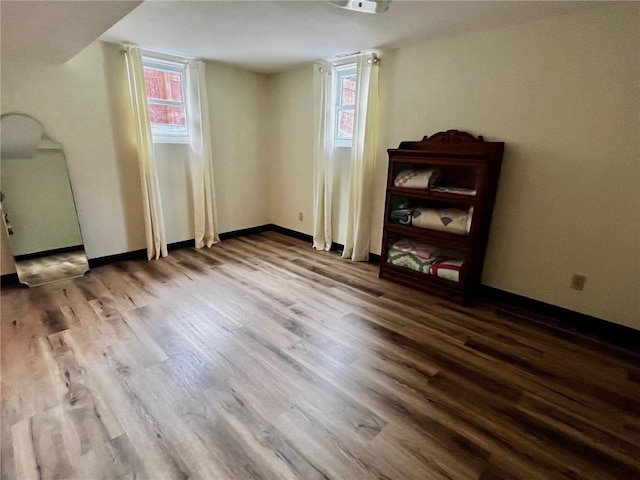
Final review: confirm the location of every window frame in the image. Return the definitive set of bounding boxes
[334,64,357,148]
[142,56,189,144]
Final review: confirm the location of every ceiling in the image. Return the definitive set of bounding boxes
[2,1,598,72]
[100,0,597,73]
[0,1,141,63]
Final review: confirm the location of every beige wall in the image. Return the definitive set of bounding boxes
[154,143,193,244]
[267,66,351,244]
[1,42,145,270]
[268,4,640,329]
[268,66,314,233]
[206,62,271,233]
[1,42,271,274]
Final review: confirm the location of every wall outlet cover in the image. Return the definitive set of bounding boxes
[570,274,586,291]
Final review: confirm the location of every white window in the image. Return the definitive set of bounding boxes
[334,65,357,147]
[142,57,189,143]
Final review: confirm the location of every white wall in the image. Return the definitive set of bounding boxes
[268,4,640,329]
[1,42,146,272]
[1,43,272,275]
[155,144,193,244]
[206,62,271,233]
[148,61,272,243]
[267,66,351,244]
[268,66,314,233]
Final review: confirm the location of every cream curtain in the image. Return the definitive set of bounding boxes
[312,63,335,251]
[124,45,168,260]
[342,53,379,261]
[186,60,220,248]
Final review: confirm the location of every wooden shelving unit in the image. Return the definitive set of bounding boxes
[379,130,504,304]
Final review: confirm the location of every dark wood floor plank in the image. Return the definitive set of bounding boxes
[2,233,639,479]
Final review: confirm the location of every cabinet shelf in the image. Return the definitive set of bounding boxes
[380,264,465,302]
[385,223,471,248]
[380,130,503,305]
[387,186,478,205]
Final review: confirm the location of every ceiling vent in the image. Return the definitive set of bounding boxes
[331,0,392,14]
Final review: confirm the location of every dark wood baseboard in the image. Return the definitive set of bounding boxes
[88,249,147,268]
[167,239,195,251]
[0,272,19,286]
[88,239,196,268]
[479,285,640,351]
[88,227,275,268]
[219,224,273,240]
[269,224,313,243]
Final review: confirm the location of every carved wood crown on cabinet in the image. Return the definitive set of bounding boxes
[401,129,485,147]
[380,130,504,304]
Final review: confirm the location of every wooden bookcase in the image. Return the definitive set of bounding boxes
[379,130,504,304]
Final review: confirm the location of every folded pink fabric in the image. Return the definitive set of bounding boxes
[390,239,436,260]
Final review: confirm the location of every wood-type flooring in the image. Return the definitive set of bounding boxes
[14,249,89,287]
[1,232,639,479]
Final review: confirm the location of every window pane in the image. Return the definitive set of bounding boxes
[148,104,186,126]
[341,74,356,106]
[337,109,354,139]
[144,68,183,102]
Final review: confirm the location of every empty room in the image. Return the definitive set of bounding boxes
[1,1,639,479]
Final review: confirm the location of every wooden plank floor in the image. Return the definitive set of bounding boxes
[1,231,639,480]
[14,250,89,287]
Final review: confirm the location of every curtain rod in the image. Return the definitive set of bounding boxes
[120,44,193,64]
[327,51,380,65]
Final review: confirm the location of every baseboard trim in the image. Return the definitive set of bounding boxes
[87,228,274,268]
[0,272,19,286]
[269,224,313,243]
[88,249,147,268]
[479,285,640,351]
[219,224,273,240]
[14,244,84,262]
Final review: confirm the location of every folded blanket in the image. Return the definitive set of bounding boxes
[390,239,437,260]
[412,207,473,236]
[390,209,413,225]
[394,169,440,189]
[387,248,436,274]
[429,259,463,282]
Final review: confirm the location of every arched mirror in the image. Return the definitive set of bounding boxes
[1,113,89,286]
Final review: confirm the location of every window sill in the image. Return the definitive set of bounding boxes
[152,136,190,145]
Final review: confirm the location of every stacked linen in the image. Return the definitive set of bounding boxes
[429,259,463,282]
[387,238,464,282]
[412,207,473,236]
[387,239,437,274]
[390,202,414,225]
[394,169,440,189]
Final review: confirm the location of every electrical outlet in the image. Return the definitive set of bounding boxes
[570,274,586,291]
[298,212,304,221]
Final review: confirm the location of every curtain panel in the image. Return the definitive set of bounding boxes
[342,53,379,261]
[312,63,336,252]
[124,45,168,260]
[186,60,220,248]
